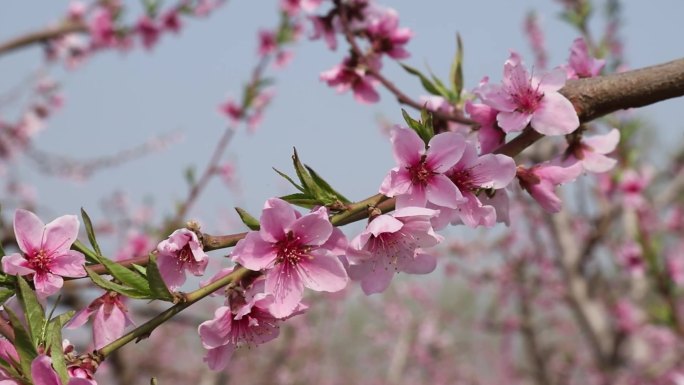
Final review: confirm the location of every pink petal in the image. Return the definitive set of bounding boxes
[198,306,231,349]
[536,163,583,185]
[584,128,620,154]
[456,192,497,228]
[156,253,186,290]
[1,253,35,276]
[297,253,348,292]
[204,345,234,371]
[360,261,394,295]
[497,111,532,133]
[67,378,94,385]
[537,68,567,93]
[290,207,332,246]
[583,152,617,173]
[477,83,516,112]
[531,92,579,135]
[259,198,297,243]
[42,215,79,255]
[33,272,62,297]
[365,215,403,237]
[93,304,126,349]
[230,232,277,271]
[529,181,564,213]
[320,227,348,257]
[391,127,424,166]
[13,209,44,255]
[64,307,96,329]
[470,154,517,189]
[379,168,413,197]
[265,264,304,318]
[425,132,466,173]
[396,185,427,209]
[30,355,61,385]
[425,174,461,208]
[352,79,379,104]
[49,250,86,278]
[398,250,437,274]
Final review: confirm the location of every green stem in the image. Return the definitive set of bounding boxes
[97,267,255,358]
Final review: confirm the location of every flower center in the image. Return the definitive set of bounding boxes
[448,168,477,191]
[177,245,194,267]
[28,249,51,272]
[407,155,434,187]
[508,76,544,114]
[275,231,311,266]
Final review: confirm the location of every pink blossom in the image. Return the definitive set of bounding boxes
[136,16,161,50]
[320,57,380,104]
[274,50,294,69]
[156,228,209,290]
[365,8,412,59]
[30,355,93,385]
[161,9,182,33]
[379,127,466,209]
[465,101,505,154]
[616,241,645,277]
[218,98,243,124]
[280,0,322,16]
[198,279,285,370]
[65,291,134,349]
[566,37,605,79]
[618,168,653,209]
[612,299,642,333]
[67,2,86,21]
[115,231,153,261]
[88,8,117,49]
[517,162,583,213]
[347,207,442,295]
[433,140,517,228]
[257,30,277,57]
[231,198,348,318]
[309,15,337,50]
[1,209,86,297]
[476,52,579,136]
[563,128,620,173]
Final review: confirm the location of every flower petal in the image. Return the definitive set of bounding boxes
[425,132,466,173]
[298,253,348,292]
[531,92,579,135]
[42,215,79,255]
[49,250,86,278]
[33,272,62,297]
[265,263,304,318]
[1,254,35,276]
[231,232,277,271]
[13,209,44,255]
[93,304,126,349]
[360,261,394,295]
[470,154,517,189]
[398,250,437,274]
[30,355,61,385]
[425,174,461,208]
[260,198,297,243]
[391,127,424,166]
[290,207,332,246]
[497,111,531,133]
[584,128,620,154]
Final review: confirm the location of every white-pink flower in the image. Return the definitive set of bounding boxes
[563,128,620,173]
[231,198,348,318]
[30,355,93,385]
[476,52,579,136]
[156,228,209,290]
[347,207,442,295]
[320,56,380,104]
[433,140,516,228]
[379,127,467,209]
[1,210,86,297]
[365,8,412,59]
[65,291,134,349]
[517,162,583,213]
[566,37,605,79]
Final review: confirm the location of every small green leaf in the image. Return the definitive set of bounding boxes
[81,208,102,256]
[0,288,14,305]
[304,165,351,204]
[71,240,100,264]
[449,33,465,100]
[273,168,305,192]
[16,276,45,346]
[400,63,441,96]
[235,208,261,230]
[85,268,151,299]
[280,193,320,208]
[401,109,422,131]
[4,308,37,377]
[131,264,148,276]
[0,274,15,286]
[185,166,196,187]
[89,254,150,294]
[49,320,69,384]
[292,148,322,197]
[146,255,174,302]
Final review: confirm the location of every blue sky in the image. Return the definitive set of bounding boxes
[1,0,683,235]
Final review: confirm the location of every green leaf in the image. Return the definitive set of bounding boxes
[401,109,422,131]
[292,148,322,197]
[81,208,102,257]
[235,208,261,230]
[49,320,69,384]
[4,307,37,377]
[184,166,196,187]
[279,193,320,208]
[0,287,14,305]
[85,267,151,299]
[89,253,150,294]
[400,63,441,96]
[15,276,45,346]
[146,255,174,302]
[304,165,351,204]
[420,108,436,140]
[71,240,100,264]
[449,33,465,100]
[131,264,148,276]
[273,167,305,192]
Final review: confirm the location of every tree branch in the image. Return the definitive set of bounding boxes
[0,22,86,57]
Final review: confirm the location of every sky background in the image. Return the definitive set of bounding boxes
[1,0,683,237]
